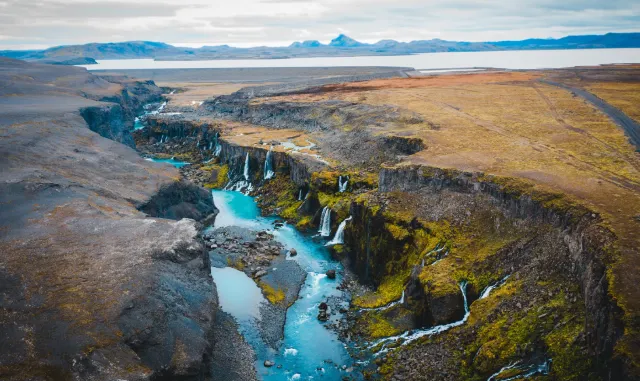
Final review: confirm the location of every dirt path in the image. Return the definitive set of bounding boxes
[540,79,640,150]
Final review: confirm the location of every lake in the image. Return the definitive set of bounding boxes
[80,48,640,71]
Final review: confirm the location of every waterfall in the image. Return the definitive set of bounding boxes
[326,216,352,246]
[369,281,469,356]
[338,176,349,193]
[298,189,304,201]
[243,153,250,181]
[213,132,222,156]
[479,275,510,300]
[209,141,213,150]
[264,147,275,180]
[362,290,405,312]
[487,359,551,381]
[318,207,332,237]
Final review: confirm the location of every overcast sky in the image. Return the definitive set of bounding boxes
[1,0,638,50]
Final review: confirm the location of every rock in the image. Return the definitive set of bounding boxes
[326,269,336,279]
[318,310,328,322]
[254,270,267,278]
[319,302,328,310]
[264,360,275,367]
[289,248,298,257]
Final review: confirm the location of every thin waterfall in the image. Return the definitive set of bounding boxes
[209,141,213,150]
[369,281,469,356]
[298,189,304,201]
[362,290,405,312]
[326,216,352,246]
[243,153,250,181]
[213,132,222,156]
[338,176,349,193]
[264,147,275,180]
[318,207,332,237]
[479,275,510,300]
[488,359,551,381]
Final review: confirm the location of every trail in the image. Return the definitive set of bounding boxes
[540,79,640,151]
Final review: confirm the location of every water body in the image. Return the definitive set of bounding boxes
[80,48,640,71]
[145,157,190,168]
[210,190,355,380]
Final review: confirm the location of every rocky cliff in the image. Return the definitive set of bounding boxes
[0,59,218,381]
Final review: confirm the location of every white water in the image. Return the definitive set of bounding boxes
[362,290,405,312]
[81,48,640,71]
[370,281,469,356]
[338,176,349,193]
[243,152,250,181]
[479,275,511,300]
[326,216,352,246]
[487,359,551,381]
[318,207,332,237]
[298,189,303,201]
[264,147,275,180]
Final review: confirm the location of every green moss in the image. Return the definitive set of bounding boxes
[385,223,410,241]
[202,164,229,189]
[366,313,404,338]
[353,271,407,308]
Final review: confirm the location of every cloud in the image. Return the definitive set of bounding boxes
[0,0,638,49]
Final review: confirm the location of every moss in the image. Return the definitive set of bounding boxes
[366,312,404,339]
[353,271,407,308]
[384,223,410,241]
[258,281,285,305]
[202,164,229,189]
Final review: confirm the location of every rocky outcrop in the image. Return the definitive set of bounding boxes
[138,180,218,226]
[80,104,135,147]
[204,97,423,133]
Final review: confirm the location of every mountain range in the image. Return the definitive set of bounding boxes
[2,33,639,63]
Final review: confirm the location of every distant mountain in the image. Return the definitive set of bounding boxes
[329,34,366,47]
[2,33,639,62]
[289,40,322,48]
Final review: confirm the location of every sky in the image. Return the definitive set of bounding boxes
[0,0,639,50]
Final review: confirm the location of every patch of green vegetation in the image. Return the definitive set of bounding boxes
[353,270,408,308]
[460,281,589,380]
[202,164,229,189]
[365,312,404,339]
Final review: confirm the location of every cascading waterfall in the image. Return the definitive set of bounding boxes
[264,147,275,180]
[326,216,352,246]
[338,176,349,193]
[318,207,332,237]
[369,281,469,356]
[243,153,250,181]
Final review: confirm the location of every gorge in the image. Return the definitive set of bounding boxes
[1,57,640,381]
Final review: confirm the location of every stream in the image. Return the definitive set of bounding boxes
[210,190,357,380]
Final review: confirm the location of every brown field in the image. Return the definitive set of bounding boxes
[160,82,273,108]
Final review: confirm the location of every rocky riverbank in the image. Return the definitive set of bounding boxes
[205,226,306,349]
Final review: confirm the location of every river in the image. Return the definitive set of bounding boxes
[80,48,640,71]
[209,189,356,381]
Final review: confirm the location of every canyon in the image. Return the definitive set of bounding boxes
[1,57,640,381]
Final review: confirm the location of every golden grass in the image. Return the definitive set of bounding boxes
[586,82,640,125]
